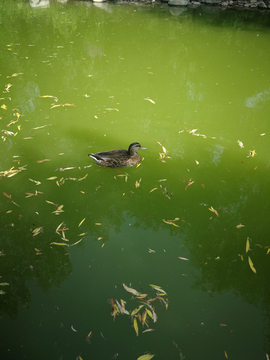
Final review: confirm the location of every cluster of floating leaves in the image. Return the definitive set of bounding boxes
[111,283,168,338]
[157,141,170,163]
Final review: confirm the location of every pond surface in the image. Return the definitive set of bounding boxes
[1,1,270,359]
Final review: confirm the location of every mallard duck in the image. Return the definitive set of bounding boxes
[88,142,147,168]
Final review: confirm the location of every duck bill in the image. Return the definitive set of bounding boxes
[141,147,147,150]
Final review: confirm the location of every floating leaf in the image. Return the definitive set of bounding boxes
[32,227,43,236]
[78,218,86,227]
[1,104,7,110]
[145,308,153,320]
[47,177,57,180]
[71,325,77,332]
[224,350,228,359]
[152,310,158,323]
[149,188,158,193]
[131,305,144,316]
[178,257,189,261]
[50,242,69,246]
[133,318,139,336]
[185,178,194,191]
[78,174,88,181]
[247,150,256,157]
[266,248,270,255]
[246,237,250,253]
[236,224,245,229]
[135,178,142,189]
[137,354,155,360]
[248,256,256,273]
[208,206,218,217]
[36,159,50,163]
[123,283,140,296]
[142,329,155,334]
[3,192,11,199]
[0,282,9,286]
[144,98,155,104]
[29,178,41,185]
[237,140,244,148]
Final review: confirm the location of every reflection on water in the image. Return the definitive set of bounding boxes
[245,86,270,108]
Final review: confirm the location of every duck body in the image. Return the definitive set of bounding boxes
[88,142,147,168]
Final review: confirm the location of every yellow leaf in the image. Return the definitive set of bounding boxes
[149,284,166,294]
[208,206,218,217]
[149,188,158,193]
[137,355,155,360]
[224,350,228,359]
[95,223,102,225]
[47,177,57,180]
[131,305,144,316]
[78,218,86,227]
[248,256,256,274]
[236,224,245,229]
[32,227,43,236]
[246,237,250,253]
[102,243,105,247]
[133,318,139,336]
[145,308,153,320]
[78,174,88,181]
[50,242,69,246]
[1,104,7,110]
[266,248,270,255]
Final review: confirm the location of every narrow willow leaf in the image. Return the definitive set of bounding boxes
[248,256,256,274]
[131,305,144,316]
[246,237,250,253]
[78,218,86,227]
[236,224,245,229]
[50,242,69,246]
[133,318,139,336]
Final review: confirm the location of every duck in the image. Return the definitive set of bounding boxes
[88,142,147,168]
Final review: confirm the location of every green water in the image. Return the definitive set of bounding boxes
[1,1,270,359]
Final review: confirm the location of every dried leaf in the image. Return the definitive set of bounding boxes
[3,192,11,199]
[209,206,219,217]
[123,283,140,296]
[236,224,245,229]
[142,329,155,334]
[149,188,158,193]
[144,98,155,104]
[185,179,194,191]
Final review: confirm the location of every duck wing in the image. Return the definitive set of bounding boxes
[94,148,128,160]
